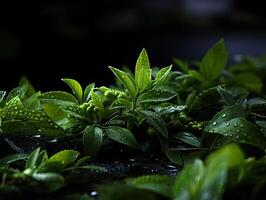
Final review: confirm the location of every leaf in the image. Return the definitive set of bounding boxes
[109,66,137,99]
[23,92,41,109]
[175,132,201,147]
[25,147,41,170]
[155,65,172,85]
[139,110,168,138]
[0,97,64,136]
[126,175,175,197]
[60,105,86,119]
[172,159,205,200]
[37,150,80,173]
[91,92,104,108]
[205,143,244,187]
[83,126,103,158]
[188,70,206,82]
[39,91,79,105]
[173,58,189,73]
[204,105,266,149]
[106,126,138,148]
[6,86,27,102]
[0,91,6,103]
[0,153,28,166]
[32,173,64,192]
[232,73,262,93]
[44,103,66,122]
[217,86,235,106]
[135,49,152,91]
[98,184,157,200]
[137,90,176,104]
[110,99,132,110]
[62,78,83,103]
[46,150,80,167]
[1,120,39,135]
[199,39,228,80]
[83,83,95,102]
[189,87,222,111]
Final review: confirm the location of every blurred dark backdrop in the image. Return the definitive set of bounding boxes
[1,0,266,90]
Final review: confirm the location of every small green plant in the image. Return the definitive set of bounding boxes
[0,39,265,199]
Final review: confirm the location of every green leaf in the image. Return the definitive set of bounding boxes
[204,105,266,149]
[175,132,201,147]
[83,126,103,158]
[139,110,168,138]
[39,91,79,106]
[44,103,66,122]
[23,92,41,109]
[0,91,6,103]
[172,159,205,200]
[91,92,104,108]
[1,120,39,135]
[37,150,80,173]
[46,150,80,167]
[135,49,152,91]
[0,153,28,166]
[199,39,228,80]
[6,86,27,102]
[109,66,137,99]
[217,86,235,106]
[62,78,83,103]
[98,184,157,200]
[0,97,64,136]
[173,58,189,73]
[232,73,262,93]
[106,126,138,148]
[188,70,206,82]
[83,83,95,102]
[32,173,64,192]
[126,175,175,197]
[25,147,41,170]
[61,105,86,119]
[110,99,132,110]
[137,90,176,104]
[155,65,172,85]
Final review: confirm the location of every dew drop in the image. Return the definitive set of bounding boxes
[90,191,98,197]
[236,129,240,133]
[225,122,230,126]
[222,114,227,118]
[212,121,217,126]
[236,135,240,139]
[233,123,237,127]
[240,124,244,128]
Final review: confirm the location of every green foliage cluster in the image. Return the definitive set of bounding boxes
[0,39,265,199]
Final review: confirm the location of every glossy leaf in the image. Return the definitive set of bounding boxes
[135,49,151,91]
[175,132,201,147]
[199,39,228,80]
[126,175,174,197]
[83,126,103,158]
[155,65,172,85]
[205,105,266,149]
[62,78,83,103]
[39,91,79,105]
[0,153,28,166]
[25,147,41,170]
[137,89,176,104]
[83,83,95,102]
[106,126,138,148]
[109,66,136,99]
[139,110,168,138]
[32,172,64,192]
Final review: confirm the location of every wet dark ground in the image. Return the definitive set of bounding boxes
[0,135,179,199]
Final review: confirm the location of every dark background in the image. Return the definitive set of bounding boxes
[1,0,266,91]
